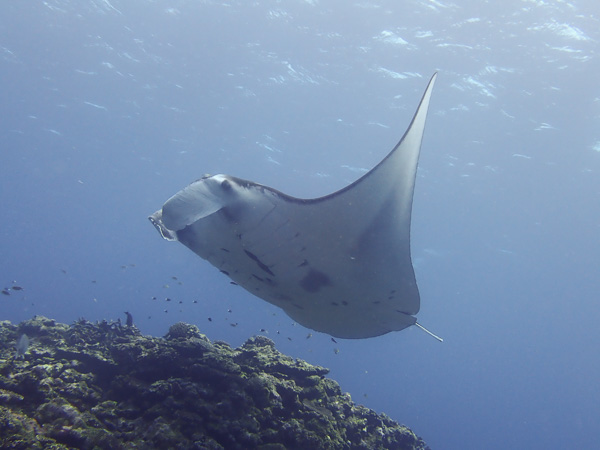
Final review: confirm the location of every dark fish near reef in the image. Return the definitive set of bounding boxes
[124,311,133,327]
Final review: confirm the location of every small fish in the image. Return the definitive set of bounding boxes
[1,289,10,296]
[331,338,338,344]
[193,300,198,304]
[287,337,292,341]
[334,348,340,354]
[124,311,133,327]
[302,399,334,419]
[306,333,312,339]
[208,317,212,322]
[260,328,267,332]
[230,322,238,327]
[15,334,29,359]
[229,281,238,286]
[11,285,24,291]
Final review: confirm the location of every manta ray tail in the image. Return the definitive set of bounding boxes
[414,322,443,342]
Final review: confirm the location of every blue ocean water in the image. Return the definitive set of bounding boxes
[1,1,599,448]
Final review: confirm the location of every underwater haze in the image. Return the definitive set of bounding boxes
[1,1,599,449]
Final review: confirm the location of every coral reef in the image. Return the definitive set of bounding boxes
[0,316,429,449]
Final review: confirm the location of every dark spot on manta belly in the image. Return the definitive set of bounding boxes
[300,269,331,293]
[244,250,275,276]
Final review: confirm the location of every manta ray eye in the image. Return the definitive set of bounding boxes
[220,179,232,191]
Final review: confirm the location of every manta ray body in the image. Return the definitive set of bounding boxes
[150,73,437,339]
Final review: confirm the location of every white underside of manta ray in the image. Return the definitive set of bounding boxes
[150,73,440,340]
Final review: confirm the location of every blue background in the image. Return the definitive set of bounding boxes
[1,1,599,448]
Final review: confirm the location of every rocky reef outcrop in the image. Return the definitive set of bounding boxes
[0,316,428,449]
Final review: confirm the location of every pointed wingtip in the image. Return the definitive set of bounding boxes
[423,72,438,99]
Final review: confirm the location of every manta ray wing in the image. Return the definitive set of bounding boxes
[150,73,437,339]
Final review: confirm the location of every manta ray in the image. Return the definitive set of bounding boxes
[150,73,440,340]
